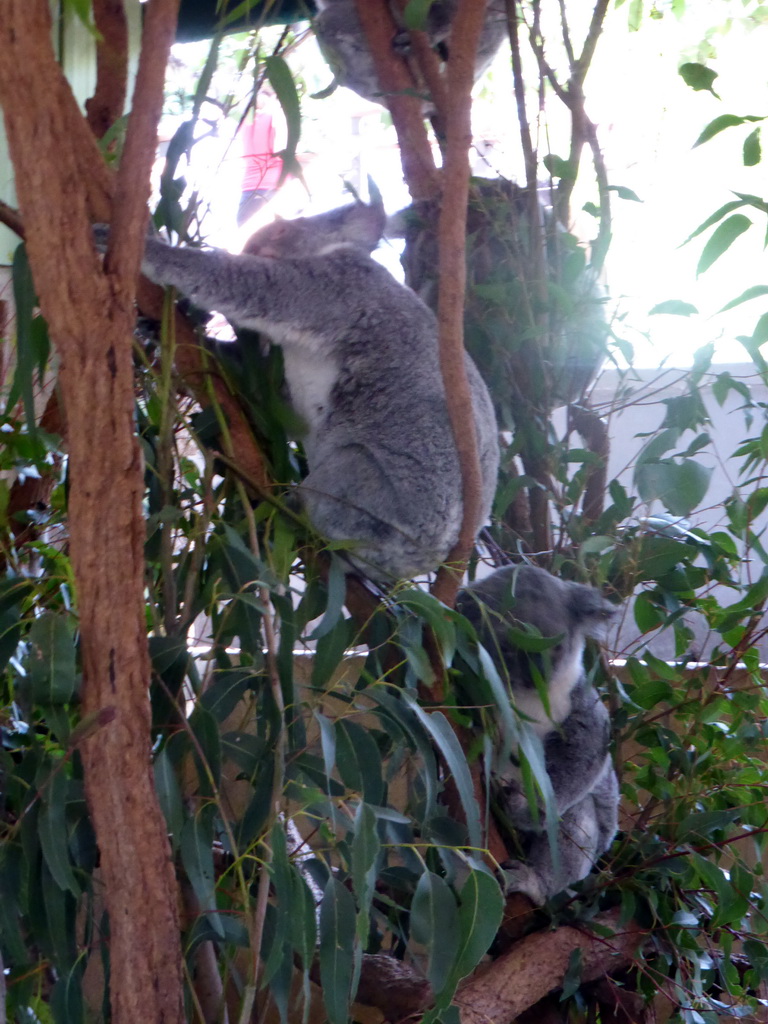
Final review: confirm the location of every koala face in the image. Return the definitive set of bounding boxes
[243,202,386,260]
[456,565,616,732]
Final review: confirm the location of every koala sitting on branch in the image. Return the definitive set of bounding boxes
[456,564,619,905]
[95,202,499,583]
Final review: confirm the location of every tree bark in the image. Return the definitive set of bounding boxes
[430,0,488,608]
[455,910,645,1024]
[0,2,184,1021]
[86,0,129,139]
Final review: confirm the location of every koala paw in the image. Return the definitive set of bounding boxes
[499,859,546,906]
[92,224,110,253]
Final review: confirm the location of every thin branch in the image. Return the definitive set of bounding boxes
[506,0,536,191]
[429,0,489,608]
[107,0,182,290]
[350,0,440,200]
[576,0,611,85]
[0,199,25,239]
[85,0,129,138]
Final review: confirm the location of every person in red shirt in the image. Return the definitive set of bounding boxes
[237,87,286,226]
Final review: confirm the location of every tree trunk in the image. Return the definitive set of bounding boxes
[0,2,184,1020]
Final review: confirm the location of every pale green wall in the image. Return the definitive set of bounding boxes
[0,0,143,264]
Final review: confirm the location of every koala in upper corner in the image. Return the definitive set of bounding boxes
[313,0,508,108]
[98,202,499,583]
[456,564,619,905]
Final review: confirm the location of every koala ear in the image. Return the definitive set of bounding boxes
[565,580,617,638]
[344,201,386,252]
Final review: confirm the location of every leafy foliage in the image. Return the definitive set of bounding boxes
[3,7,768,1024]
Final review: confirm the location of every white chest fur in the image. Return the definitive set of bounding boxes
[280,339,340,440]
[513,639,585,737]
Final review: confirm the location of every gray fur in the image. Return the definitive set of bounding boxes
[120,203,500,582]
[313,0,508,107]
[457,565,619,903]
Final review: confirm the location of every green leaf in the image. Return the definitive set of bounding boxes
[188,704,222,794]
[312,616,354,691]
[63,0,98,33]
[633,592,664,633]
[649,300,698,317]
[12,244,43,435]
[265,55,302,183]
[635,460,712,517]
[718,285,768,312]
[403,695,482,849]
[560,948,583,1001]
[683,200,747,244]
[542,154,578,181]
[398,589,457,664]
[693,114,762,147]
[39,771,79,897]
[446,870,503,992]
[28,613,77,705]
[697,215,751,275]
[402,0,436,29]
[336,719,385,805]
[607,185,642,202]
[744,127,762,166]
[679,62,719,98]
[261,823,292,988]
[410,871,460,997]
[351,802,381,946]
[309,553,347,640]
[315,710,337,784]
[154,748,184,852]
[180,804,222,937]
[318,876,356,1024]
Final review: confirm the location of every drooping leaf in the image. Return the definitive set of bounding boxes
[744,127,762,166]
[27,613,76,706]
[309,553,347,640]
[436,869,503,1010]
[318,876,356,1024]
[350,802,381,946]
[693,114,762,147]
[336,719,385,805]
[39,771,79,897]
[153,747,184,851]
[718,285,768,312]
[403,694,482,849]
[697,215,752,275]
[265,55,302,182]
[180,804,223,937]
[410,870,460,997]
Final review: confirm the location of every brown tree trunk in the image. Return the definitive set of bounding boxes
[0,2,184,1021]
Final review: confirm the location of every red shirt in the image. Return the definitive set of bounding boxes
[239,113,284,191]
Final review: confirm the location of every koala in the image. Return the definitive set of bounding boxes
[313,0,508,108]
[456,564,619,905]
[101,202,499,583]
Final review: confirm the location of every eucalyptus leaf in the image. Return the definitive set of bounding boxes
[318,876,356,1024]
